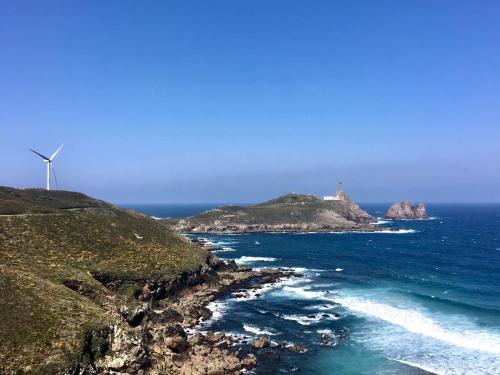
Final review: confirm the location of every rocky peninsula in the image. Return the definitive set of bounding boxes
[385,201,429,220]
[166,192,381,233]
[0,187,298,374]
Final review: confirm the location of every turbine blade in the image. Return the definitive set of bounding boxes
[50,144,64,161]
[29,148,50,161]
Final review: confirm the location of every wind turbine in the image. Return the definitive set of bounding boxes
[29,144,64,190]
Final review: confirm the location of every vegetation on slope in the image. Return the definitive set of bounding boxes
[0,187,207,373]
[168,193,374,231]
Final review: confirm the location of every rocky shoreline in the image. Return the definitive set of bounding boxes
[83,243,299,374]
[178,223,388,234]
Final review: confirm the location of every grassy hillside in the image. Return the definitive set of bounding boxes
[168,193,374,231]
[0,187,207,373]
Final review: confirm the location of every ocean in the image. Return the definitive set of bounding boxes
[121,203,500,375]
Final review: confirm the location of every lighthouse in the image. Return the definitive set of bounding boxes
[323,181,344,201]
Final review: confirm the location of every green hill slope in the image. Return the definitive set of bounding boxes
[0,187,207,373]
[167,192,375,233]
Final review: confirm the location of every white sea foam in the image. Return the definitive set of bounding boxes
[215,240,238,245]
[328,229,417,234]
[391,359,446,375]
[306,303,337,311]
[374,218,391,225]
[243,323,277,336]
[280,312,340,326]
[374,229,416,234]
[329,292,500,374]
[281,286,328,300]
[332,295,500,354]
[335,268,344,272]
[211,247,236,253]
[288,267,326,273]
[196,300,229,328]
[317,329,333,334]
[236,256,279,263]
[232,276,311,302]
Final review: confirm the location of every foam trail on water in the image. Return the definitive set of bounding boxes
[331,295,500,354]
[281,286,329,299]
[212,247,236,253]
[236,256,278,264]
[243,324,277,336]
[329,229,417,234]
[391,359,446,375]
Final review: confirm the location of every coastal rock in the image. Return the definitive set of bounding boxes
[0,188,299,374]
[287,344,306,353]
[252,335,270,349]
[165,192,377,233]
[164,325,189,353]
[385,201,429,219]
[241,353,257,367]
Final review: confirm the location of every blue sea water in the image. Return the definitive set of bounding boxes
[122,203,500,374]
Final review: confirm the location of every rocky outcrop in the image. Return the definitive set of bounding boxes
[165,192,378,233]
[252,336,270,349]
[84,254,296,375]
[385,201,429,219]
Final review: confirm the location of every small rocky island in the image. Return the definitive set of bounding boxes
[166,190,378,233]
[385,201,429,219]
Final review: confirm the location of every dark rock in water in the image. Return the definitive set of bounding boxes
[241,353,257,368]
[321,333,335,346]
[287,344,306,353]
[252,335,270,349]
[385,201,429,219]
[260,348,281,360]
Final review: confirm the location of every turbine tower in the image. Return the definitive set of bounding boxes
[29,144,64,190]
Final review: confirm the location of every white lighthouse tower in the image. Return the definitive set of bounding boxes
[323,181,343,201]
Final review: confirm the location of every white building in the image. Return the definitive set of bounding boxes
[323,181,344,201]
[323,195,340,201]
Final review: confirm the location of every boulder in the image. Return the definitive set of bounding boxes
[164,325,189,353]
[252,335,270,349]
[241,353,257,368]
[287,344,306,353]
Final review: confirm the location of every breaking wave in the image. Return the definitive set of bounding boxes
[236,256,279,263]
[243,323,277,336]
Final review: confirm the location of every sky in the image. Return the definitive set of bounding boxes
[1,0,499,203]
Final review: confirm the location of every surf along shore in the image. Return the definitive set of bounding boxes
[0,187,300,374]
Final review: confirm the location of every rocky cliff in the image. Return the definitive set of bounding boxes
[385,201,429,219]
[0,187,289,374]
[167,192,376,233]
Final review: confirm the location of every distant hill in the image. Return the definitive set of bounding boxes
[166,192,376,233]
[0,187,207,373]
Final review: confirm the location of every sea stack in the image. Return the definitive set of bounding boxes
[385,201,429,219]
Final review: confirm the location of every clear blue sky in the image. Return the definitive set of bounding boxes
[1,1,499,203]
